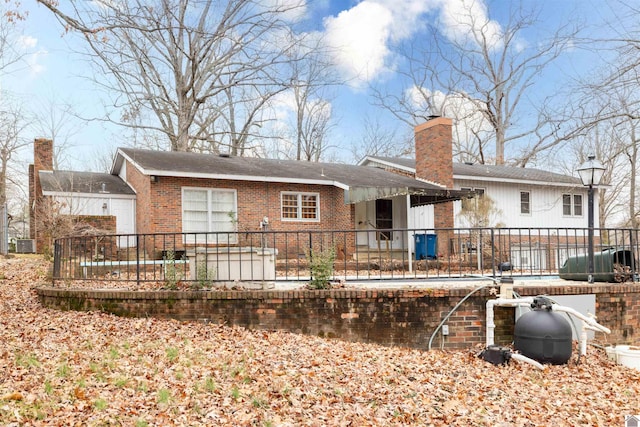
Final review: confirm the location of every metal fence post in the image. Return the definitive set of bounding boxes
[309,231,313,282]
[53,240,61,282]
[136,235,141,288]
[0,203,7,256]
[491,228,496,278]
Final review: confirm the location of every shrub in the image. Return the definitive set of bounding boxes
[192,259,215,290]
[164,250,182,289]
[307,246,336,289]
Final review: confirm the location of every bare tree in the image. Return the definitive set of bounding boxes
[193,72,286,156]
[31,95,84,170]
[284,36,340,162]
[0,1,25,74]
[351,115,412,162]
[555,40,640,228]
[0,104,31,207]
[459,193,504,228]
[373,1,576,165]
[36,0,304,153]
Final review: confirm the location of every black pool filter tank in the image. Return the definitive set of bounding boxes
[513,297,573,365]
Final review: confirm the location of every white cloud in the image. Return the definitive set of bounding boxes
[323,2,394,88]
[371,0,437,41]
[18,35,38,50]
[261,0,308,23]
[437,0,503,50]
[320,0,504,87]
[28,50,48,76]
[16,35,47,76]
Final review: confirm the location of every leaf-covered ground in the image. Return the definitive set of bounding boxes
[1,256,639,426]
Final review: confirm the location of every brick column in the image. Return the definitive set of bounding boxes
[31,138,54,253]
[414,118,454,257]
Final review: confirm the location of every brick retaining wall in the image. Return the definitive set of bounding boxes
[36,283,640,349]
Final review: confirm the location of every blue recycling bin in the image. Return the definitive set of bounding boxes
[414,234,437,260]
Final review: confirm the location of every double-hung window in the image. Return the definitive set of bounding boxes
[520,191,530,215]
[281,192,319,221]
[562,194,572,216]
[573,195,583,216]
[563,194,583,216]
[182,188,237,243]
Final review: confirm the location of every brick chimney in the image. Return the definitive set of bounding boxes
[29,138,54,251]
[414,117,454,255]
[414,116,453,187]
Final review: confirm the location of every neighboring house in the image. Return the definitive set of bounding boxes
[29,117,594,261]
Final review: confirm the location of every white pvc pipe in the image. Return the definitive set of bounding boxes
[580,329,588,356]
[486,297,534,347]
[510,353,546,370]
[550,305,611,334]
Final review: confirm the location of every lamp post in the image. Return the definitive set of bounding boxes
[577,155,605,283]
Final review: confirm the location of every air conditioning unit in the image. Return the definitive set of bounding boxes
[16,239,35,254]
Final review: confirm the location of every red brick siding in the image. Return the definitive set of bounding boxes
[30,139,54,252]
[414,119,455,242]
[414,118,453,188]
[36,283,640,350]
[434,204,454,257]
[67,215,118,259]
[125,161,151,235]
[127,164,356,257]
[29,164,35,241]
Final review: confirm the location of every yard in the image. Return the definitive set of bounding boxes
[1,256,639,426]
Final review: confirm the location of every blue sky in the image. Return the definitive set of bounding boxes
[9,0,617,173]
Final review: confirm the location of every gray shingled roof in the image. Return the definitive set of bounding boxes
[39,170,135,195]
[365,156,581,185]
[115,148,469,204]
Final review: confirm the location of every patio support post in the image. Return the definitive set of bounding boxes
[587,185,595,283]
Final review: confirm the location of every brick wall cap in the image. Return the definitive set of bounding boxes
[415,117,453,132]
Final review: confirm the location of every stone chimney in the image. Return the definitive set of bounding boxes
[414,117,454,254]
[414,116,453,188]
[29,138,54,252]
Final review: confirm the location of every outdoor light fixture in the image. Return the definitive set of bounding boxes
[577,155,605,283]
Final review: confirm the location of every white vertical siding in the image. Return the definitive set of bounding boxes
[453,179,594,229]
[52,194,136,239]
[409,204,435,230]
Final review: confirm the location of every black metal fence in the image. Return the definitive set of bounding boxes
[52,227,640,288]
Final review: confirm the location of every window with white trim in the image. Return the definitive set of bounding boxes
[520,191,530,214]
[562,194,572,216]
[281,192,319,221]
[574,194,583,216]
[563,194,583,216]
[182,188,237,243]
